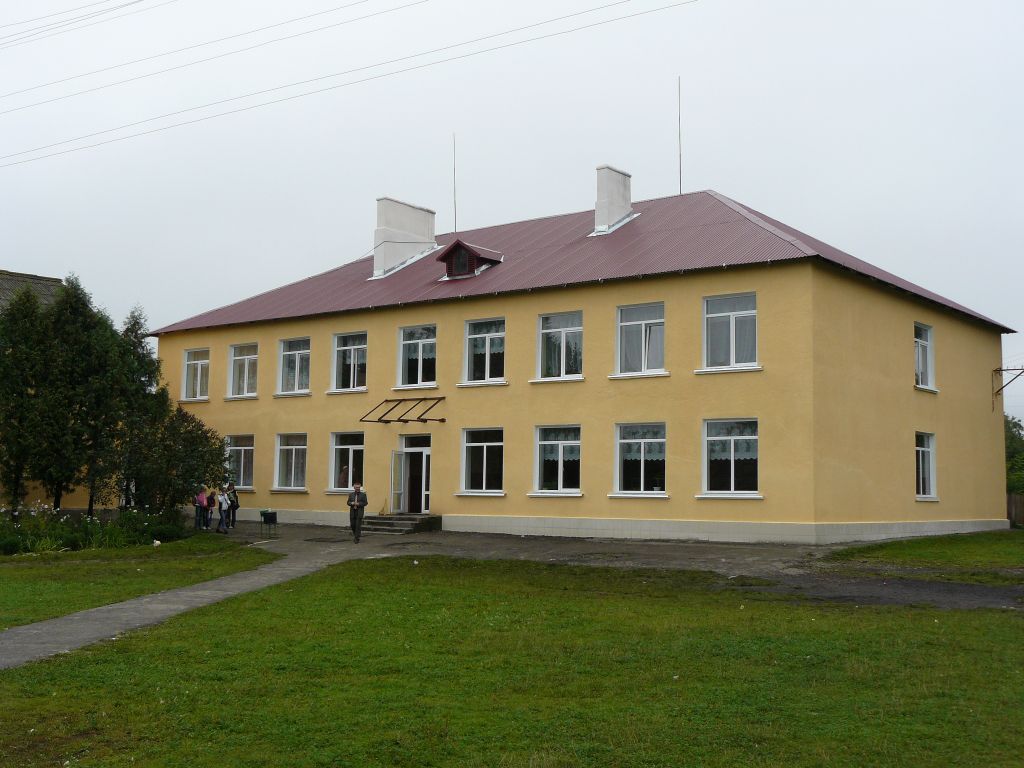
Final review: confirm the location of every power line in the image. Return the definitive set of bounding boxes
[2,0,645,162]
[0,0,181,51]
[0,0,144,44]
[0,0,428,116]
[1,0,380,99]
[0,0,126,30]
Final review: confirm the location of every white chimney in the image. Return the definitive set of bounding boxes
[593,165,635,235]
[372,197,437,277]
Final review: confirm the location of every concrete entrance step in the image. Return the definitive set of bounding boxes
[361,514,441,534]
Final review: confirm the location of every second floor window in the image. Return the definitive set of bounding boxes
[229,344,258,397]
[914,323,934,388]
[280,338,310,393]
[539,311,582,378]
[466,318,505,382]
[705,294,757,368]
[401,325,436,386]
[226,435,254,489]
[618,304,664,374]
[276,433,307,489]
[334,333,367,391]
[184,349,209,399]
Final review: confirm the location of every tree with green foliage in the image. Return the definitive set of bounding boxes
[0,288,46,514]
[1007,414,1024,495]
[0,278,227,519]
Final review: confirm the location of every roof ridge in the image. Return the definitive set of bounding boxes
[0,269,63,283]
[704,191,818,257]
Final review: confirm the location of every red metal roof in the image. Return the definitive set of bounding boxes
[152,191,1011,335]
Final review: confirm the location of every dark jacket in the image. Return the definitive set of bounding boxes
[347,490,368,510]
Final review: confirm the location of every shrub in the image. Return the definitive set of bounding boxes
[150,523,189,543]
[0,536,20,555]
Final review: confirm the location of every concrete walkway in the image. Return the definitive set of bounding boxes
[2,523,1021,670]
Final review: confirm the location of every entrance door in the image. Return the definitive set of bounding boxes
[399,435,431,514]
[390,450,406,515]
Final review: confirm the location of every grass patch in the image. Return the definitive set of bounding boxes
[826,530,1024,585]
[0,534,280,628]
[1,556,1022,767]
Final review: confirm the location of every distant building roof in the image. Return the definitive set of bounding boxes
[0,270,63,310]
[152,191,1012,335]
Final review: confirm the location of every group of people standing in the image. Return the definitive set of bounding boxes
[193,483,239,534]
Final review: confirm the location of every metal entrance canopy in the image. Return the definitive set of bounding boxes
[360,397,445,424]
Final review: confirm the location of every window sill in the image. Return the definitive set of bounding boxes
[456,380,508,388]
[455,491,506,497]
[179,397,209,403]
[235,488,255,493]
[694,493,763,500]
[607,371,670,380]
[325,489,357,495]
[528,376,584,384]
[270,488,308,494]
[916,495,940,502]
[392,384,438,391]
[607,492,670,499]
[528,491,583,498]
[274,391,312,398]
[914,385,940,394]
[326,387,367,395]
[693,365,763,375]
[224,395,258,401]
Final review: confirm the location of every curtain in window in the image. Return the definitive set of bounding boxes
[735,315,757,364]
[620,440,642,491]
[646,323,665,369]
[542,332,562,377]
[539,444,560,490]
[706,316,731,367]
[643,440,666,491]
[564,330,582,375]
[562,444,581,489]
[620,325,643,373]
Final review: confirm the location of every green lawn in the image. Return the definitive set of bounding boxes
[1,557,1021,767]
[0,534,280,628]
[826,530,1024,584]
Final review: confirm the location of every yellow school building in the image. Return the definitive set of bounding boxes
[152,167,1012,543]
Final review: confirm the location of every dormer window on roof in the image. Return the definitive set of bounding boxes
[436,239,502,280]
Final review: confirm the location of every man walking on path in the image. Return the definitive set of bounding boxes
[347,483,367,543]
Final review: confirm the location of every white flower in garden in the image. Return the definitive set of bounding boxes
[153,540,161,547]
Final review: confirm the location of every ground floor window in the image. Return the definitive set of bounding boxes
[704,420,758,493]
[537,426,581,492]
[332,432,364,490]
[276,433,307,489]
[916,432,936,498]
[226,435,254,489]
[464,429,503,491]
[617,423,666,492]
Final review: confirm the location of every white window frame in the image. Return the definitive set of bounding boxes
[702,293,758,370]
[536,311,584,380]
[612,422,667,496]
[397,324,437,388]
[463,318,506,384]
[699,419,761,498]
[460,428,504,495]
[915,431,937,500]
[225,435,255,490]
[914,323,936,391]
[278,338,311,395]
[274,433,308,490]
[533,425,582,495]
[227,343,258,398]
[182,348,210,401]
[615,303,665,375]
[331,332,368,392]
[329,432,364,491]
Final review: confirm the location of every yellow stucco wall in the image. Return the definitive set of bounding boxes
[156,261,819,526]
[811,263,1005,523]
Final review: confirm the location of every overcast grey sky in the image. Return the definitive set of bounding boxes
[2,0,1022,416]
